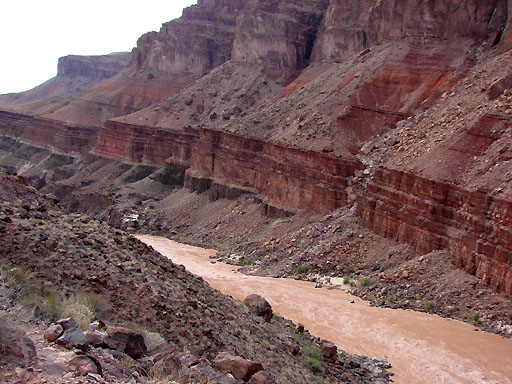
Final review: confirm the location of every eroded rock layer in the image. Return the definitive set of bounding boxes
[0,110,95,153]
[95,120,362,214]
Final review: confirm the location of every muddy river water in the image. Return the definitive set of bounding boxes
[136,235,512,384]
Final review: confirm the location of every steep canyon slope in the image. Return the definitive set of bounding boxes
[0,0,511,319]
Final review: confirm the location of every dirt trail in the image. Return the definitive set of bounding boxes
[137,235,512,384]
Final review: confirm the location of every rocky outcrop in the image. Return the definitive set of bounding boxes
[0,53,130,106]
[132,0,246,78]
[232,0,329,81]
[312,0,508,62]
[0,109,96,152]
[94,120,361,214]
[358,166,512,297]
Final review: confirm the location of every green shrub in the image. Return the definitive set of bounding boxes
[40,292,62,321]
[387,295,395,304]
[508,310,512,321]
[424,301,434,311]
[306,356,322,373]
[6,266,28,285]
[243,259,255,266]
[360,277,372,288]
[343,276,350,285]
[472,313,481,324]
[20,291,62,322]
[444,305,453,312]
[296,265,309,275]
[272,314,282,322]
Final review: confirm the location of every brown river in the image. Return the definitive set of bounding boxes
[136,235,512,384]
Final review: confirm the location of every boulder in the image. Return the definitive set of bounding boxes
[85,330,107,347]
[321,341,337,363]
[214,352,263,381]
[244,294,273,322]
[69,355,98,376]
[104,327,147,358]
[56,318,86,349]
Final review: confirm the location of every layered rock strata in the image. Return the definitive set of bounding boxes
[0,109,95,153]
[95,121,362,214]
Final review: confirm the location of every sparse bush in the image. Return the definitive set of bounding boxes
[343,276,350,285]
[124,322,166,351]
[40,292,62,321]
[296,265,308,275]
[72,292,110,319]
[360,277,372,288]
[20,291,62,322]
[424,301,434,311]
[144,331,166,351]
[272,314,282,322]
[63,302,94,330]
[306,356,322,373]
[444,305,453,312]
[6,266,38,300]
[508,310,512,321]
[387,295,395,304]
[472,313,481,324]
[6,266,28,286]
[243,258,255,266]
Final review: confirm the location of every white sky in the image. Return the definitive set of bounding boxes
[0,0,197,95]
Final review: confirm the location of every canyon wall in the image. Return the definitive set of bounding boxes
[94,120,362,215]
[312,0,508,62]
[358,167,512,297]
[0,0,511,296]
[132,0,246,77]
[0,110,96,153]
[358,112,512,297]
[231,0,329,81]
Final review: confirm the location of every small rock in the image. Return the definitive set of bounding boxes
[295,324,304,333]
[20,337,37,363]
[360,142,375,156]
[244,294,273,322]
[214,352,263,381]
[288,344,300,356]
[44,324,64,342]
[249,371,275,384]
[43,361,70,376]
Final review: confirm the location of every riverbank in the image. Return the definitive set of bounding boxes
[137,234,512,384]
